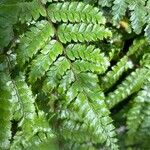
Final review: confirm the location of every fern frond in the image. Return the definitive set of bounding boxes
[0,73,12,149]
[100,56,134,91]
[17,20,55,67]
[19,0,46,23]
[106,68,149,109]
[13,74,36,120]
[42,57,71,93]
[112,0,128,23]
[126,79,150,145]
[28,40,63,83]
[129,0,147,34]
[58,23,112,43]
[48,2,106,24]
[66,44,110,73]
[57,89,118,149]
[10,111,54,150]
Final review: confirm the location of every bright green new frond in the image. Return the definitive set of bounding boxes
[58,23,112,43]
[17,20,54,67]
[106,68,148,109]
[28,40,63,83]
[0,73,12,149]
[126,80,150,145]
[48,2,106,24]
[100,56,134,91]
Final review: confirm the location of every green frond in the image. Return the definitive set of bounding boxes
[13,74,36,120]
[19,0,46,23]
[66,44,110,73]
[0,73,12,149]
[127,38,150,60]
[17,20,55,67]
[106,68,149,109]
[57,89,118,149]
[129,0,147,34]
[112,0,128,23]
[100,56,134,91]
[140,53,150,69]
[10,111,54,150]
[40,42,118,148]
[58,23,112,43]
[48,2,106,24]
[28,40,63,83]
[43,57,71,93]
[126,79,150,145]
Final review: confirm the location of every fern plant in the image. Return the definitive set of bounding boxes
[0,0,150,150]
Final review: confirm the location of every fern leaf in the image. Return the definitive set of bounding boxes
[58,23,112,43]
[44,68,118,149]
[17,20,55,67]
[126,80,150,145]
[112,0,128,23]
[129,0,147,34]
[19,0,46,23]
[100,56,134,91]
[28,40,63,83]
[106,68,149,109]
[66,44,110,73]
[57,86,118,149]
[0,73,12,149]
[43,57,71,93]
[13,74,36,120]
[48,2,106,24]
[10,111,54,150]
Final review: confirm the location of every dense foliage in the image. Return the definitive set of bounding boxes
[0,0,150,149]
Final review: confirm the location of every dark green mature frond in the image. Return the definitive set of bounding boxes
[48,2,106,24]
[58,23,112,43]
